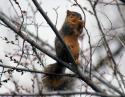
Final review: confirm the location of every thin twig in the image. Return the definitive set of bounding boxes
[115,0,125,25]
[53,6,59,26]
[9,0,19,17]
[32,46,45,67]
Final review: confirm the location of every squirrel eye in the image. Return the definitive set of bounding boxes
[71,13,76,17]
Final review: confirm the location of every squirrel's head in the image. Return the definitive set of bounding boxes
[67,10,82,20]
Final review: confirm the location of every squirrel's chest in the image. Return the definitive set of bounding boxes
[63,35,79,47]
[63,36,79,58]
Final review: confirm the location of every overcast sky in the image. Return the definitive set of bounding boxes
[0,0,125,94]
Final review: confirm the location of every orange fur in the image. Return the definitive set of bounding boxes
[63,35,80,64]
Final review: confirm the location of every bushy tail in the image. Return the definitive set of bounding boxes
[42,63,76,91]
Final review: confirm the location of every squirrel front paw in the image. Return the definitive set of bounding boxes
[78,20,85,28]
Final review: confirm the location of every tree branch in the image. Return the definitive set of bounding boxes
[0,63,75,77]
[0,91,120,97]
[32,0,76,65]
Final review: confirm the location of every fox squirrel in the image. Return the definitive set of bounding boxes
[43,10,85,92]
[55,10,85,65]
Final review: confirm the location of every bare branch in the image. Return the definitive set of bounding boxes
[0,91,120,97]
[0,63,76,77]
[32,0,76,65]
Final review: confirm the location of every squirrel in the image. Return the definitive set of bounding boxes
[43,10,85,92]
[55,10,85,65]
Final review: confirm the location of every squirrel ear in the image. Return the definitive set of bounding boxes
[67,10,71,15]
